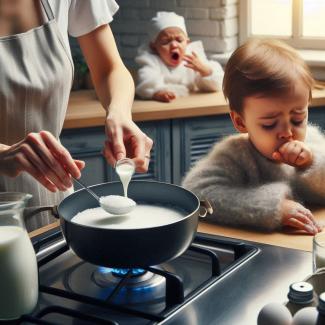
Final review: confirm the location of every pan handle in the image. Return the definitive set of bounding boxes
[199,200,213,218]
[24,206,59,221]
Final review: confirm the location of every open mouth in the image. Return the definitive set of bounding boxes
[171,52,180,61]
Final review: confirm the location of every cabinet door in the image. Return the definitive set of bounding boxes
[309,108,325,131]
[172,115,235,184]
[130,121,171,182]
[60,120,172,187]
[60,127,111,188]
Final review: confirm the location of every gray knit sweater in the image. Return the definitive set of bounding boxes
[182,124,325,231]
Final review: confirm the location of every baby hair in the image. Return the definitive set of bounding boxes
[223,38,315,113]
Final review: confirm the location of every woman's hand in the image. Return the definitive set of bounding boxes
[280,199,322,234]
[183,51,212,77]
[0,131,85,192]
[272,140,313,168]
[103,112,153,173]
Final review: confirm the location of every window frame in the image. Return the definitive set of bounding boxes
[239,0,325,50]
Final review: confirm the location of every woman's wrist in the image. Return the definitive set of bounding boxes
[0,144,10,153]
[107,106,132,121]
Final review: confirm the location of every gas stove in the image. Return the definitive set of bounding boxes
[20,227,312,325]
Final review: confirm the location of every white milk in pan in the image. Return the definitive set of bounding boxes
[71,204,187,229]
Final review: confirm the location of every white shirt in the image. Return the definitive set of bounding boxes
[47,0,119,56]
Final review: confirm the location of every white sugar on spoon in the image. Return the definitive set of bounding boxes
[73,158,136,215]
[99,195,136,215]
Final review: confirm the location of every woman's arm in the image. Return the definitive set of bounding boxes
[77,24,153,172]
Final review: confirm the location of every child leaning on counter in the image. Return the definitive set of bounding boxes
[135,11,224,102]
[182,38,325,235]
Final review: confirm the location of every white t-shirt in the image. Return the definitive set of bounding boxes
[47,0,119,56]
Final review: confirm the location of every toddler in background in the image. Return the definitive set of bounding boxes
[135,12,224,102]
[182,38,325,235]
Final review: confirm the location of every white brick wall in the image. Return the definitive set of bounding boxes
[110,0,239,68]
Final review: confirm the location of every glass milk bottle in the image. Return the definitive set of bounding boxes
[0,192,38,320]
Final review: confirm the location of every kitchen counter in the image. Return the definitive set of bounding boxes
[30,206,325,252]
[64,86,325,129]
[198,206,325,252]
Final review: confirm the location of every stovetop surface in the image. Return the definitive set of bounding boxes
[22,228,312,325]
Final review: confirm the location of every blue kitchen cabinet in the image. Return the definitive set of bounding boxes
[60,127,110,188]
[60,116,235,186]
[132,121,172,182]
[60,107,324,187]
[171,115,236,185]
[60,121,171,188]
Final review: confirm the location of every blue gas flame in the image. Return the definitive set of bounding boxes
[97,267,145,277]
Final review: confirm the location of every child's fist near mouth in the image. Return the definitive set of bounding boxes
[272,140,313,169]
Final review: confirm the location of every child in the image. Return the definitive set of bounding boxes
[182,38,325,235]
[135,12,224,102]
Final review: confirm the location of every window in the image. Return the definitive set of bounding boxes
[240,0,325,50]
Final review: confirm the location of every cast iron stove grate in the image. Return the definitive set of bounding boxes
[12,228,258,325]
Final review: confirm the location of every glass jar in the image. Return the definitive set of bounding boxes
[0,192,38,320]
[115,158,135,197]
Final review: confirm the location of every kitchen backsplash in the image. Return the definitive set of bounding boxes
[110,0,238,68]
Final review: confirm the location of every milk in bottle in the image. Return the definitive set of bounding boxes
[0,192,38,320]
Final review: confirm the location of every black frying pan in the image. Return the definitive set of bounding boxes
[52,181,207,268]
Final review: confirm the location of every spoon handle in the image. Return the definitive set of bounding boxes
[73,178,100,202]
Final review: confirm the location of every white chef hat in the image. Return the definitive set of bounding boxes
[148,12,187,42]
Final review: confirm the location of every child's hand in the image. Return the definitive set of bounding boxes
[183,51,212,77]
[272,140,313,168]
[153,90,176,102]
[280,199,322,234]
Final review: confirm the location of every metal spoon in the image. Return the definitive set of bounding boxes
[73,178,135,215]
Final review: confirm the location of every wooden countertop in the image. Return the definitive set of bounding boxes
[30,206,325,252]
[198,206,325,252]
[63,87,325,129]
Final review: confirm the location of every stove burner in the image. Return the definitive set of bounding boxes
[94,267,154,286]
[65,262,166,305]
[110,268,146,278]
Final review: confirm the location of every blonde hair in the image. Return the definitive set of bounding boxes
[223,39,315,113]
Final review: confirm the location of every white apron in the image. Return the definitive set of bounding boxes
[0,0,74,231]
